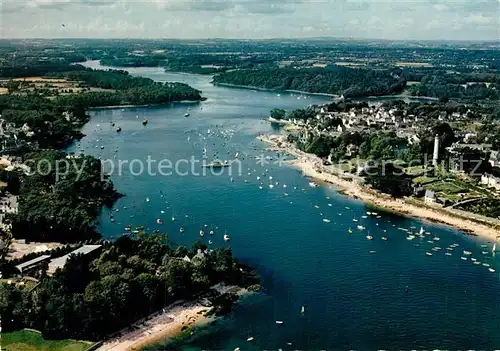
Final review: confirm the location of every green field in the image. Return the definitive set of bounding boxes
[2,330,94,351]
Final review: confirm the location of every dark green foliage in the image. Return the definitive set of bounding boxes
[11,150,120,242]
[0,235,258,341]
[361,163,413,197]
[213,66,406,97]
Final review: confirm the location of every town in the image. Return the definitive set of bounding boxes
[266,98,500,226]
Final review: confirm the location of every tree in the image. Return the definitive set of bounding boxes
[270,108,286,120]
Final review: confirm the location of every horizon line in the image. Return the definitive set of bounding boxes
[1,37,499,43]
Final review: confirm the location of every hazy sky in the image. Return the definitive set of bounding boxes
[1,0,499,40]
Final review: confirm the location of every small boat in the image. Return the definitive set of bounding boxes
[314,205,320,209]
[463,250,472,255]
[142,118,148,125]
[209,230,214,235]
[348,228,353,234]
[433,237,440,241]
[224,233,231,241]
[309,182,318,188]
[419,226,425,235]
[482,263,490,267]
[200,230,204,237]
[247,337,254,342]
[352,219,359,222]
[426,252,433,256]
[406,235,416,240]
[156,219,163,225]
[234,348,240,351]
[445,252,452,256]
[461,257,467,261]
[489,268,495,272]
[180,227,184,233]
[235,152,239,158]
[366,235,373,240]
[269,184,274,189]
[357,225,365,230]
[381,236,388,241]
[301,306,305,313]
[208,240,213,245]
[473,261,481,265]
[116,127,122,132]
[171,216,176,222]
[322,218,331,223]
[493,243,497,253]
[146,197,151,203]
[184,113,190,117]
[275,321,284,325]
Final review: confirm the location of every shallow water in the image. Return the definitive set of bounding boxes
[70,61,500,350]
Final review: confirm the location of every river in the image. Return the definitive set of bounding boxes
[69,61,500,350]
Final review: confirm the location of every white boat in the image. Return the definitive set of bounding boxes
[172,216,176,222]
[366,235,373,240]
[224,233,231,241]
[419,226,425,235]
[463,250,472,255]
[156,219,163,225]
[309,182,318,188]
[200,230,204,237]
[445,252,452,256]
[247,337,254,342]
[357,225,365,230]
[482,263,490,267]
[433,237,440,241]
[275,321,284,325]
[381,237,388,241]
[269,184,274,189]
[322,218,331,223]
[352,219,359,222]
[301,306,305,313]
[146,197,150,203]
[493,243,497,253]
[180,227,184,233]
[184,113,190,117]
[235,152,239,158]
[426,252,433,256]
[489,268,495,272]
[208,240,213,245]
[406,235,416,240]
[209,230,214,235]
[348,228,353,234]
[461,257,467,261]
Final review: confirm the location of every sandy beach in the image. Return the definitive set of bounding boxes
[96,301,213,351]
[259,134,500,241]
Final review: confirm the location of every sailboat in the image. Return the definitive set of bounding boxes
[419,226,425,235]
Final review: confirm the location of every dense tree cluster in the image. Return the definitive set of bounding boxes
[0,235,258,341]
[213,66,407,97]
[10,150,120,243]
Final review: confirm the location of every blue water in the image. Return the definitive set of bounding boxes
[70,61,500,350]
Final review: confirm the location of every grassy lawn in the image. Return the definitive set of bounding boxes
[3,330,94,351]
[412,176,438,185]
[425,180,467,194]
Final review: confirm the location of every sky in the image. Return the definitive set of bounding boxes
[1,0,499,40]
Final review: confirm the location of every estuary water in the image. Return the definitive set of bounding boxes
[70,61,500,350]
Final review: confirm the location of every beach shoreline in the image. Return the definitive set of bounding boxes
[96,301,214,351]
[258,134,500,241]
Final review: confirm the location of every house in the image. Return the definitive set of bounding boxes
[489,151,500,168]
[481,173,500,191]
[424,190,437,204]
[47,244,102,275]
[15,255,51,275]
